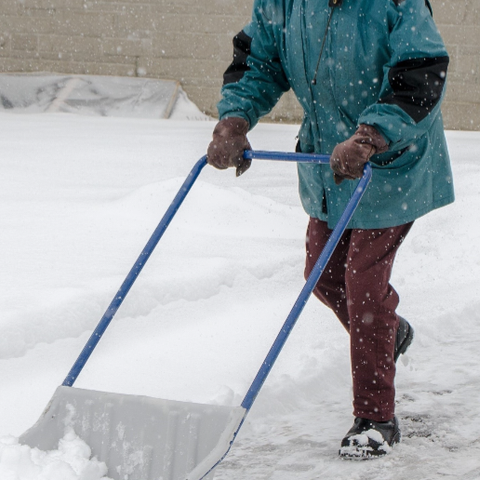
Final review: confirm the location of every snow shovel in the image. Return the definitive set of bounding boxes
[19,150,372,480]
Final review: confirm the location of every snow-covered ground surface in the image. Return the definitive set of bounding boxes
[1,101,479,479]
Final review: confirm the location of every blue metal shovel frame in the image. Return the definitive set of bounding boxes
[63,151,371,391]
[21,151,372,480]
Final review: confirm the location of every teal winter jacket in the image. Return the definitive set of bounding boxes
[217,0,454,229]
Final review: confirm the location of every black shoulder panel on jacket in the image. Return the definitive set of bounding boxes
[378,56,449,123]
[424,0,433,15]
[223,31,252,86]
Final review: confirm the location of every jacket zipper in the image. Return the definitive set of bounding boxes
[311,0,343,85]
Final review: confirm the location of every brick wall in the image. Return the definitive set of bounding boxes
[432,0,480,130]
[0,0,479,130]
[0,0,253,117]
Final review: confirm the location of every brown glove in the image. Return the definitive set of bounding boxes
[207,117,252,177]
[330,125,388,185]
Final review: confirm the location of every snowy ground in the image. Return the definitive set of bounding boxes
[1,105,479,479]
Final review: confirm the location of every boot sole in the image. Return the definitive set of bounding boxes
[339,430,401,460]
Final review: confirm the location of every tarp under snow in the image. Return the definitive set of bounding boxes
[0,73,183,119]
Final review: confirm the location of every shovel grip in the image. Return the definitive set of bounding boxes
[244,150,330,164]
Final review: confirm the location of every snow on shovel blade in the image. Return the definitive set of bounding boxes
[20,386,246,480]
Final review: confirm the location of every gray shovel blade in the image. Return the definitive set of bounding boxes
[19,386,246,480]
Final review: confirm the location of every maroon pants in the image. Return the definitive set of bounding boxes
[305,218,413,422]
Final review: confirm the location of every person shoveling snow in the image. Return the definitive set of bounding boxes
[207,0,454,458]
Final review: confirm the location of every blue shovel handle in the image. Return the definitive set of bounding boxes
[241,155,372,410]
[62,156,207,386]
[62,151,370,387]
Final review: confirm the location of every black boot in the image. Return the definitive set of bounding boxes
[339,416,401,459]
[394,316,414,362]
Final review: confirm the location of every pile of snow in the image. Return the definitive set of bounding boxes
[1,109,479,479]
[0,430,111,480]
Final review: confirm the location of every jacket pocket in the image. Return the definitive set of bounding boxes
[370,136,428,171]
